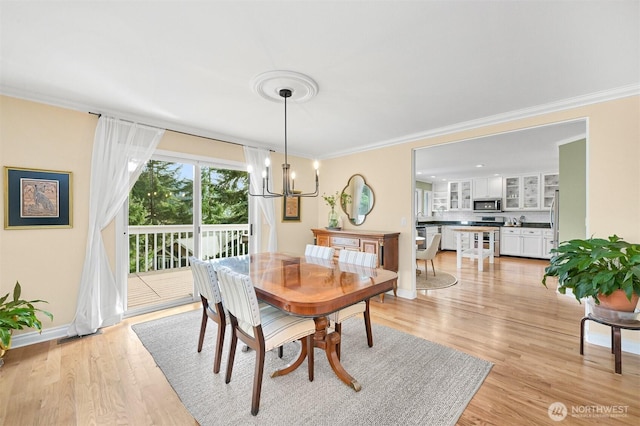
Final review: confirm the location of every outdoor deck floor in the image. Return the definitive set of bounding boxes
[128,268,193,309]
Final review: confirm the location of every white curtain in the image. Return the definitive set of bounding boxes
[68,116,164,336]
[243,146,277,252]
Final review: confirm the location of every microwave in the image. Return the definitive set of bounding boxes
[473,198,502,212]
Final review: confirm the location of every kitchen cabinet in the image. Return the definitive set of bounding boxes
[448,180,472,210]
[472,177,502,199]
[500,227,543,258]
[542,173,559,209]
[425,226,439,249]
[441,225,470,251]
[503,174,540,210]
[432,182,448,213]
[543,229,554,259]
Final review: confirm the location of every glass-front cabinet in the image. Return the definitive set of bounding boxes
[503,174,540,210]
[448,180,472,210]
[542,173,559,208]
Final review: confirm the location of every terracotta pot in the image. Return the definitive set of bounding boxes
[597,290,640,312]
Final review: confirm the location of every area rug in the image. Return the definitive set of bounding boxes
[132,310,492,426]
[416,270,458,290]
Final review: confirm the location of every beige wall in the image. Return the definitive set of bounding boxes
[1,94,639,339]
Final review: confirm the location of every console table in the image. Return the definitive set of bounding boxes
[311,228,399,299]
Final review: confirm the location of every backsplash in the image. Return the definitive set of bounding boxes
[418,210,550,224]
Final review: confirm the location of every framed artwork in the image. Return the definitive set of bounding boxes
[4,166,73,229]
[282,194,300,221]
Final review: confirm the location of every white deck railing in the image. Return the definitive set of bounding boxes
[128,224,249,273]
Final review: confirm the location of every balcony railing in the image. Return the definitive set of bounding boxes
[128,224,249,273]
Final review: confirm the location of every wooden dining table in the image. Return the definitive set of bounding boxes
[210,252,398,391]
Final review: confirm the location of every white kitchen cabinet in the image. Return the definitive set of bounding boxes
[432,182,448,213]
[503,174,541,210]
[442,225,470,250]
[521,228,543,257]
[542,173,559,209]
[448,180,472,210]
[473,177,502,199]
[425,226,438,249]
[543,229,554,259]
[500,227,544,257]
[500,228,522,255]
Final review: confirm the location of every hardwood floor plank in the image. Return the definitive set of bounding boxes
[0,252,638,425]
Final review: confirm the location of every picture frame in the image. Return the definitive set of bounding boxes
[4,166,73,229]
[282,194,301,221]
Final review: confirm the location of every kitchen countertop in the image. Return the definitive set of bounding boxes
[417,220,551,229]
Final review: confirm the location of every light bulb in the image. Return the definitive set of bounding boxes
[264,158,271,168]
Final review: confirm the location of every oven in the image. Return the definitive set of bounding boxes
[474,229,500,257]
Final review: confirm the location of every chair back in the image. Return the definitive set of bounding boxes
[417,233,441,260]
[305,244,335,260]
[216,267,262,334]
[189,256,222,304]
[338,250,377,268]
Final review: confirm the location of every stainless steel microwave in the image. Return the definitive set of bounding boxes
[473,198,502,212]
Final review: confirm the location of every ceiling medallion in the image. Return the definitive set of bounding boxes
[251,70,319,103]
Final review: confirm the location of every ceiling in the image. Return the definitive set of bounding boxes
[1,1,638,176]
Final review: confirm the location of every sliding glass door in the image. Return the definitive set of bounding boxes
[120,155,249,315]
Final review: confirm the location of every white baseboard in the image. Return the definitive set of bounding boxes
[9,324,70,349]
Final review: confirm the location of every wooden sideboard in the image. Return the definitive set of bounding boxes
[311,228,400,273]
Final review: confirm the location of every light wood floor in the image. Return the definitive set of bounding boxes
[1,252,638,425]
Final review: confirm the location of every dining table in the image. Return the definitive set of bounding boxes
[210,252,398,391]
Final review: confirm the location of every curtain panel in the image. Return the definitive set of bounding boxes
[243,146,277,252]
[68,116,164,336]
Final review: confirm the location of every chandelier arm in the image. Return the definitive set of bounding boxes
[247,86,319,198]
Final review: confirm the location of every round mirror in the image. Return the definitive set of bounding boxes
[341,174,375,226]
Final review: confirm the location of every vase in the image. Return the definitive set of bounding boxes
[597,290,640,312]
[328,208,339,229]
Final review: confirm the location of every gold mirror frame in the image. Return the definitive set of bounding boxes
[341,174,375,226]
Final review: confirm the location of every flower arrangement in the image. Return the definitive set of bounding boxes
[322,191,351,229]
[322,191,351,210]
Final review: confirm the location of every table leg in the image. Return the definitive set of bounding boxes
[489,231,495,264]
[477,232,483,272]
[311,316,362,391]
[456,232,462,269]
[270,339,308,378]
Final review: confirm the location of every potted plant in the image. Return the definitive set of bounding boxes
[542,235,640,311]
[0,281,53,366]
[322,191,351,229]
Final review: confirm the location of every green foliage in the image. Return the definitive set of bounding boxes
[201,167,248,224]
[542,235,640,304]
[129,160,193,225]
[0,282,53,350]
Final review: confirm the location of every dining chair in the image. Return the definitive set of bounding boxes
[330,250,377,359]
[416,233,441,276]
[216,266,316,416]
[189,256,227,374]
[304,243,335,259]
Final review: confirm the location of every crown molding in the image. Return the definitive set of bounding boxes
[324,83,640,159]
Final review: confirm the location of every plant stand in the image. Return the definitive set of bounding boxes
[580,311,640,374]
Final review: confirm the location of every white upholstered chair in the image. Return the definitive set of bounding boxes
[216,266,316,416]
[189,256,227,374]
[330,250,377,359]
[416,233,441,276]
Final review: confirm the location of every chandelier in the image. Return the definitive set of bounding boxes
[248,87,319,198]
